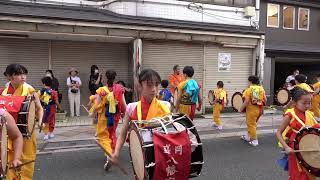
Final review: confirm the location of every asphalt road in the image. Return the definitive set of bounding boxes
[34,134,287,180]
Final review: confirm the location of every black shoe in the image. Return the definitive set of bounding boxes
[104,158,112,171]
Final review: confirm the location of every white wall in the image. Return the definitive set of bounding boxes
[10,0,258,27]
[104,0,256,27]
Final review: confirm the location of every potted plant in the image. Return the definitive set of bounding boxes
[56,109,67,122]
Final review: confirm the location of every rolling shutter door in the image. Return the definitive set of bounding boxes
[205,44,253,108]
[0,38,49,90]
[142,41,203,84]
[51,41,129,114]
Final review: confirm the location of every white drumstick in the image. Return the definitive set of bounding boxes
[81,104,89,113]
[281,149,320,153]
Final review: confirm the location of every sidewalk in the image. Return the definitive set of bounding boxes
[37,110,283,153]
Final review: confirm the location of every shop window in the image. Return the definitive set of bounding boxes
[298,8,310,30]
[267,3,279,28]
[283,6,295,29]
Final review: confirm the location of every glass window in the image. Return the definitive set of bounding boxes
[267,4,279,27]
[283,6,295,29]
[298,8,310,30]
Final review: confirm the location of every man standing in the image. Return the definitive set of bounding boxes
[168,65,184,94]
[285,69,299,90]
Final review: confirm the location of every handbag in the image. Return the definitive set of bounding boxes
[69,77,79,93]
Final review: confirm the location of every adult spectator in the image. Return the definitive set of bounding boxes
[67,68,82,117]
[89,65,103,95]
[45,70,61,103]
[168,65,184,94]
[285,69,299,90]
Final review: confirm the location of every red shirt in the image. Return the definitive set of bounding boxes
[131,97,150,120]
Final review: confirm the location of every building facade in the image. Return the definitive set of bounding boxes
[0,0,264,114]
[260,0,320,103]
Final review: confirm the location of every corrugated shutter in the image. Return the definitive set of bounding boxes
[204,44,253,107]
[142,41,203,84]
[0,38,49,90]
[51,41,129,115]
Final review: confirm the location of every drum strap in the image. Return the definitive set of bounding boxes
[2,83,29,96]
[137,101,142,121]
[289,110,318,133]
[136,98,170,121]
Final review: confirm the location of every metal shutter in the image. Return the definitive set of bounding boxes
[0,38,49,90]
[51,40,129,115]
[142,41,204,84]
[204,44,253,108]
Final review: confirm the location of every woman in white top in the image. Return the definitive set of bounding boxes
[67,68,82,117]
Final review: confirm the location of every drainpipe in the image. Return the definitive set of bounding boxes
[202,44,206,115]
[258,35,265,83]
[48,40,52,70]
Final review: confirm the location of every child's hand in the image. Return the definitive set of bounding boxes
[285,147,294,154]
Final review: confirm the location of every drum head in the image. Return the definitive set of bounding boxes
[231,92,243,112]
[208,90,214,104]
[27,101,36,135]
[129,129,145,180]
[276,89,290,105]
[294,128,320,176]
[1,123,7,174]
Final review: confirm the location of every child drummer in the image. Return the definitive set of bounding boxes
[284,74,314,110]
[38,77,61,141]
[2,64,44,180]
[276,89,319,180]
[310,74,320,120]
[210,81,227,130]
[240,75,266,147]
[94,70,126,171]
[111,69,171,164]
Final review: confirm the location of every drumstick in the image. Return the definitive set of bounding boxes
[39,118,44,133]
[81,104,90,113]
[38,141,49,152]
[281,149,320,153]
[9,160,35,169]
[94,139,128,175]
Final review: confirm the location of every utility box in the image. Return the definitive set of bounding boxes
[244,6,256,17]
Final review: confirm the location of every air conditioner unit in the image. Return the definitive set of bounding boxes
[244,6,256,17]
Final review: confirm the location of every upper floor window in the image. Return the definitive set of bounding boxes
[283,6,295,29]
[298,8,310,30]
[267,4,280,28]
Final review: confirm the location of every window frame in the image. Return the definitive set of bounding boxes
[267,3,280,28]
[282,5,295,30]
[298,7,310,31]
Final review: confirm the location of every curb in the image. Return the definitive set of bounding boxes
[36,127,277,154]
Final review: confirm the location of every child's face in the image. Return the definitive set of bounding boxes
[296,94,312,112]
[140,81,159,101]
[10,73,26,85]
